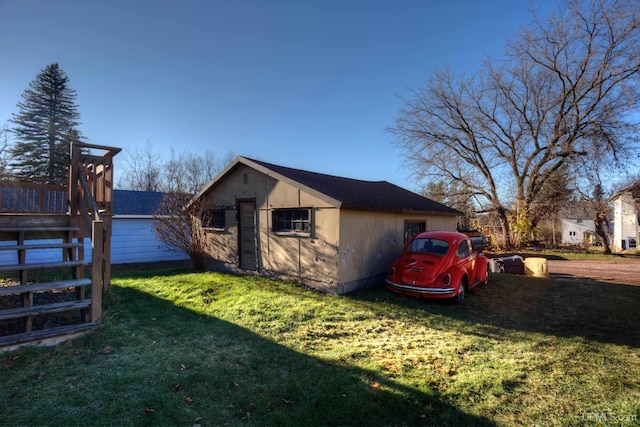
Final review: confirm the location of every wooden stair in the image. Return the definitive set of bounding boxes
[0,323,99,348]
[0,224,99,349]
[0,142,120,351]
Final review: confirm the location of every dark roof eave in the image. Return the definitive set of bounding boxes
[401,208,463,216]
[340,203,462,216]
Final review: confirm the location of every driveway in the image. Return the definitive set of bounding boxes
[547,257,640,286]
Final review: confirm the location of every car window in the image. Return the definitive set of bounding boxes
[456,240,470,258]
[409,238,449,256]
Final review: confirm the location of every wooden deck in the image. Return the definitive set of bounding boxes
[0,142,120,350]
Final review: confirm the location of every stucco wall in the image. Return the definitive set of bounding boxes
[258,207,340,289]
[202,165,340,290]
[201,164,460,293]
[337,210,458,293]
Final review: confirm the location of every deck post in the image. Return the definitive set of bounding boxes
[102,213,113,292]
[91,220,104,323]
[68,142,80,224]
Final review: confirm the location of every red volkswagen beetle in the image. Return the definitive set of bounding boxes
[385,231,490,303]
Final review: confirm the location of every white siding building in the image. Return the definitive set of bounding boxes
[561,218,597,245]
[612,185,640,252]
[560,203,599,246]
[0,190,189,266]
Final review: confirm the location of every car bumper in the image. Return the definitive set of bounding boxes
[385,279,456,295]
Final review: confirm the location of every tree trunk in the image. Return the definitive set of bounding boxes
[497,207,512,249]
[594,211,612,255]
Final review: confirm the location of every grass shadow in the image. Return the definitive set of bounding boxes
[2,281,495,426]
[351,275,640,348]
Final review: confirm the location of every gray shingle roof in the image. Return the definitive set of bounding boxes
[244,158,461,215]
[113,190,164,216]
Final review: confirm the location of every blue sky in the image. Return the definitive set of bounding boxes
[0,0,554,191]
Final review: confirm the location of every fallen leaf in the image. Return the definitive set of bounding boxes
[185,396,193,404]
[99,346,113,354]
[233,382,239,388]
[171,383,180,393]
[180,364,187,371]
[143,408,155,414]
[282,398,293,405]
[249,403,256,411]
[3,355,20,369]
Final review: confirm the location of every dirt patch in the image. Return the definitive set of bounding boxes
[547,258,640,286]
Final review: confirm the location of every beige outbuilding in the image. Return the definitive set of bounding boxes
[192,157,461,294]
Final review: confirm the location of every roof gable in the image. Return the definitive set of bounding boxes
[196,157,461,215]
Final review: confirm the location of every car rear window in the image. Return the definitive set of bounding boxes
[409,238,449,256]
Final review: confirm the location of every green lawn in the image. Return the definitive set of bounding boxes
[1,266,639,426]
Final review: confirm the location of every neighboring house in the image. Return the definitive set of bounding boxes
[613,181,640,252]
[0,190,189,265]
[560,203,599,245]
[191,157,462,294]
[108,190,190,264]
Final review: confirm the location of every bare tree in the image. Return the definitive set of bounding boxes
[422,179,476,230]
[149,147,236,269]
[590,182,615,253]
[163,149,197,193]
[117,140,163,191]
[390,0,640,248]
[163,149,233,193]
[153,192,212,271]
[576,142,638,253]
[119,142,236,193]
[0,125,13,180]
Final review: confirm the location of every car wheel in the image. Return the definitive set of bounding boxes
[455,278,467,304]
[483,264,490,286]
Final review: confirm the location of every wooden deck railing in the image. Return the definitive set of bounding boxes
[0,141,120,346]
[69,141,121,222]
[69,142,121,292]
[0,181,67,213]
[0,141,121,291]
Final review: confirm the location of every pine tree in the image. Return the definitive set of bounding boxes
[9,63,82,186]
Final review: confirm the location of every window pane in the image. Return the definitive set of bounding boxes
[273,209,310,233]
[409,238,449,255]
[457,240,469,258]
[205,209,225,228]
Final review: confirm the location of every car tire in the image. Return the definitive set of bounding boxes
[483,264,490,286]
[455,278,467,304]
